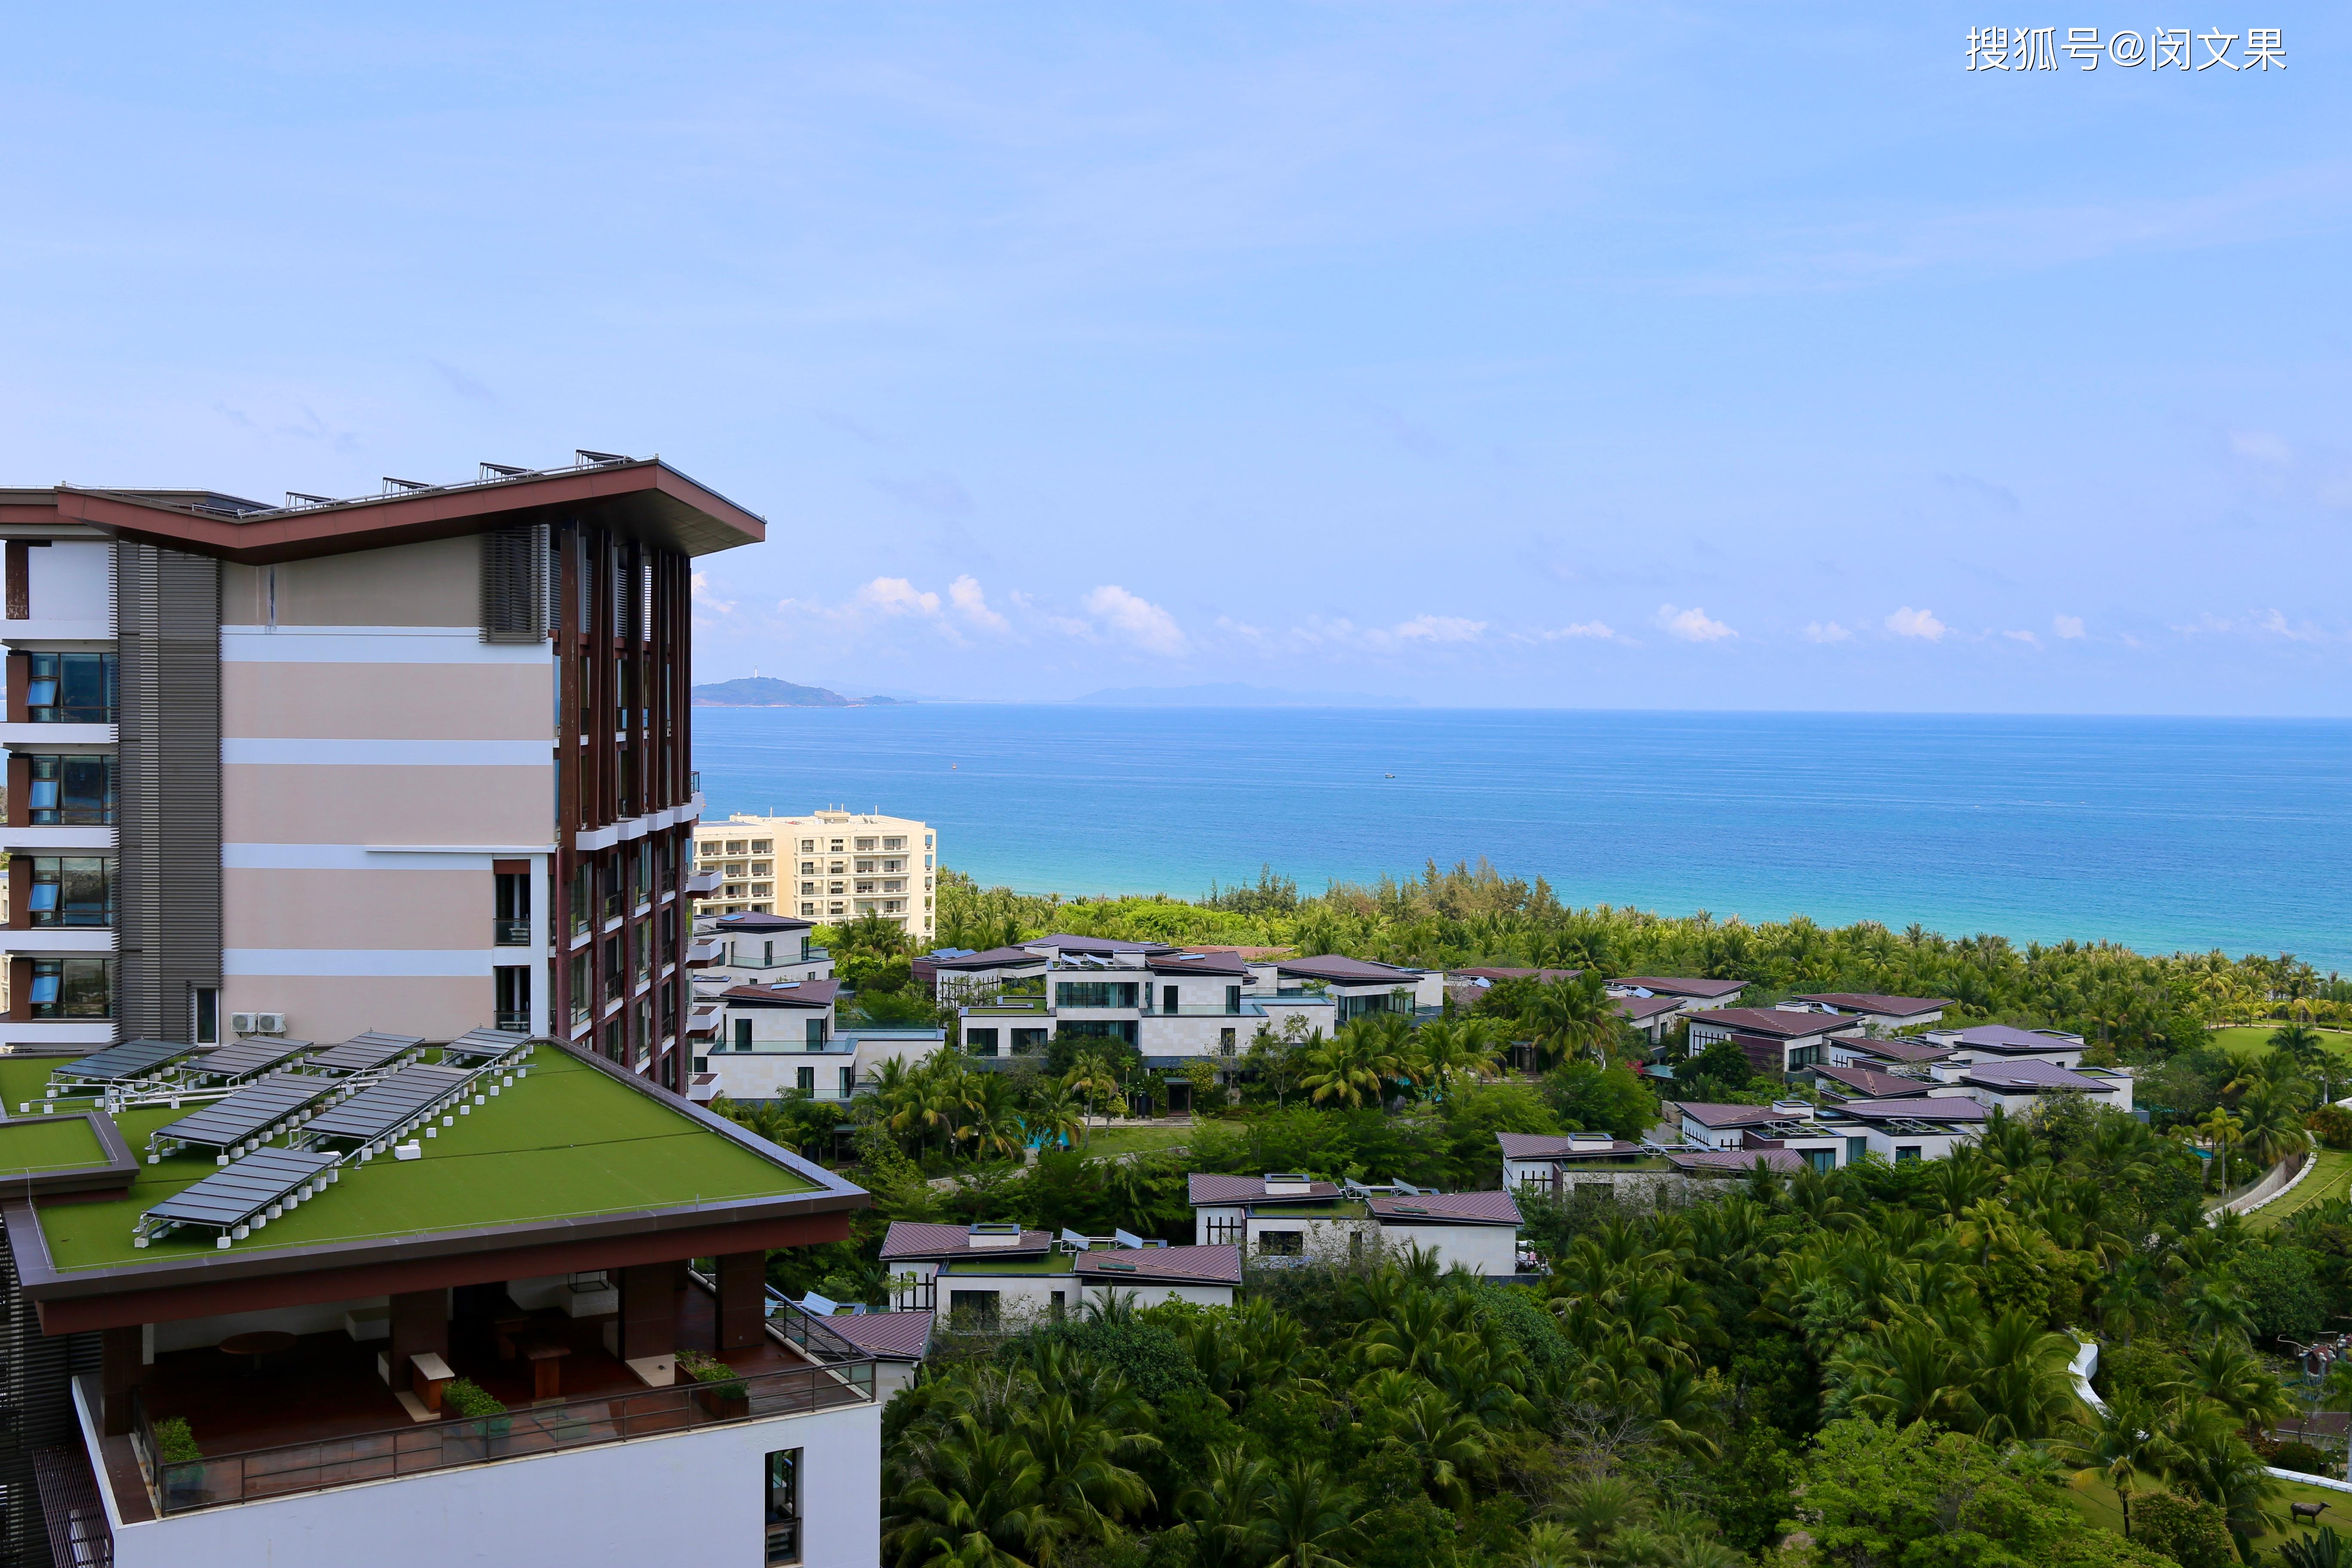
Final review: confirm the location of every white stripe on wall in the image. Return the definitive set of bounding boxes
[223,843,553,870]
[224,948,499,977]
[220,625,554,665]
[222,738,552,766]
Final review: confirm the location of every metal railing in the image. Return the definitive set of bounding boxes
[131,1360,873,1516]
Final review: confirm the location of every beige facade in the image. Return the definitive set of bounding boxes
[693,810,936,941]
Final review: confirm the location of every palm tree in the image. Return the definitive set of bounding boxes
[2236,1081,2314,1170]
[1298,1022,1394,1111]
[1062,1051,1124,1140]
[1519,972,1617,1070]
[2196,1106,2245,1193]
[1027,1087,1086,1156]
[2063,1393,2163,1538]
[1962,1309,2084,1443]
[1178,1447,1277,1568]
[2155,1396,2285,1561]
[881,1412,1047,1568]
[959,1073,1027,1164]
[2272,1021,2328,1074]
[2180,1334,2297,1434]
[1401,1018,1500,1101]
[1259,1458,1360,1568]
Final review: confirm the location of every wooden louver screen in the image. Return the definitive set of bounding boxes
[479,524,548,643]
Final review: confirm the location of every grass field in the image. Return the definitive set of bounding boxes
[0,1052,817,1272]
[2250,1148,2352,1232]
[2073,1470,2351,1553]
[2209,1024,2352,1064]
[1077,1123,1193,1161]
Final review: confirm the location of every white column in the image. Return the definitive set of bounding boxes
[529,852,551,1037]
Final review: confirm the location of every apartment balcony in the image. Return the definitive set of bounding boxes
[492,918,531,946]
[71,1286,873,1561]
[685,870,722,898]
[0,926,118,956]
[0,617,113,646]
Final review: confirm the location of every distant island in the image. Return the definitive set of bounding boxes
[1069,682,1403,708]
[691,677,906,708]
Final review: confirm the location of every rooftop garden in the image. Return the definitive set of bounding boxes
[2,1050,818,1273]
[0,1115,109,1178]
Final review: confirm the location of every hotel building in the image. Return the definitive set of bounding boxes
[693,810,935,942]
[0,455,757,1096]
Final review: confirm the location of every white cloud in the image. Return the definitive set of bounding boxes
[2003,629,2040,645]
[2230,430,2293,465]
[1391,614,1487,643]
[1656,604,1735,643]
[859,577,942,616]
[2053,614,2086,639]
[947,574,1009,633]
[2257,609,2338,644]
[1885,606,1946,641]
[1803,621,1852,643]
[689,570,736,616]
[1535,621,1617,642]
[1083,585,1189,655]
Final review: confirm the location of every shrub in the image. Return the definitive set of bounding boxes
[152,1415,202,1466]
[2130,1490,2235,1568]
[441,1377,508,1419]
[2269,1439,2331,1476]
[2310,1104,2352,1150]
[677,1351,750,1399]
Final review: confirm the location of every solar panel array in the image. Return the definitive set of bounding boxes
[52,1040,197,1083]
[441,1026,529,1064]
[301,1064,475,1145]
[190,1038,312,1081]
[149,1072,341,1153]
[307,1031,424,1076]
[139,1148,340,1242]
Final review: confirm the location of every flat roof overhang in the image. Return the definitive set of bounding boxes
[8,1048,867,1334]
[34,457,763,565]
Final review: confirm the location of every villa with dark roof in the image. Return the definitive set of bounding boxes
[1186,1172,1521,1276]
[1683,1007,1869,1074]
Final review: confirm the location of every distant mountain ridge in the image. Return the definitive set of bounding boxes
[691,677,906,708]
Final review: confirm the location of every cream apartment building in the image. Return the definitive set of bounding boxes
[694,810,936,941]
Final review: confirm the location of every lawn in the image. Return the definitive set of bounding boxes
[2209,1024,2352,1065]
[1076,1123,1193,1161]
[2250,1148,2352,1232]
[2073,1470,2351,1554]
[0,1052,818,1272]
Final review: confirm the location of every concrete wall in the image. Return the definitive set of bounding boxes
[1375,1222,1516,1277]
[80,1378,882,1568]
[216,538,555,1045]
[26,539,111,622]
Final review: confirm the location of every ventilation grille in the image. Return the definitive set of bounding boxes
[480,524,549,644]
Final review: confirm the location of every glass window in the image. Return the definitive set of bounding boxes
[635,917,652,982]
[947,1290,999,1331]
[765,1449,801,1566]
[966,1028,999,1057]
[795,1064,814,1094]
[839,1066,853,1098]
[570,861,590,937]
[29,959,111,1019]
[28,858,114,926]
[569,952,591,1026]
[26,652,116,723]
[751,839,772,854]
[735,1018,752,1051]
[1054,981,1138,1009]
[1257,1230,1303,1256]
[195,986,219,1044]
[26,754,116,825]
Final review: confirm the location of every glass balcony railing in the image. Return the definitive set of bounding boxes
[493,919,531,946]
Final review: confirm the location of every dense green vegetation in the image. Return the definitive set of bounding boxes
[729,866,2352,1564]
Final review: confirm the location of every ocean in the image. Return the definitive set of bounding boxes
[690,706,2352,972]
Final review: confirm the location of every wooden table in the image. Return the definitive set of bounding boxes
[523,1338,571,1400]
[217,1330,298,1373]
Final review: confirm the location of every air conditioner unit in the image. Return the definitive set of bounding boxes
[254,1013,287,1036]
[230,1012,257,1035]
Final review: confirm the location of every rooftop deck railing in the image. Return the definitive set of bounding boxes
[127,1358,874,1516]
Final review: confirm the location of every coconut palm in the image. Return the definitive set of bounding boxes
[1298,1021,1396,1111]
[2195,1106,2245,1192]
[1518,971,1618,1070]
[1178,1447,1278,1568]
[1062,1051,1124,1139]
[2180,1334,2296,1434]
[1963,1309,2085,1443]
[2236,1081,2314,1169]
[1402,1018,1500,1101]
[1259,1458,1360,1568]
[2063,1392,2163,1538]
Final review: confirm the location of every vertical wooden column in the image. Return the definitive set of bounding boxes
[618,1261,680,1367]
[388,1288,448,1386]
[715,1251,768,1351]
[101,1324,144,1437]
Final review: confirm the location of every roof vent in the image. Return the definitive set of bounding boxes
[1566,1136,1614,1151]
[1263,1172,1313,1195]
[967,1223,1023,1250]
[1771,1099,1813,1115]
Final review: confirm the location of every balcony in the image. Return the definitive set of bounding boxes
[91,1279,873,1522]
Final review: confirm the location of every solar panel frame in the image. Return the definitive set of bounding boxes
[441,1027,530,1064]
[51,1040,198,1084]
[148,1072,342,1153]
[140,1148,340,1238]
[307,1031,426,1076]
[300,1064,477,1145]
[188,1038,313,1081]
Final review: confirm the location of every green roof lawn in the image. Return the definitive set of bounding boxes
[940,1254,1077,1276]
[0,1053,816,1273]
[0,1115,108,1177]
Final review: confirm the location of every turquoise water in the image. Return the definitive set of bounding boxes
[691,707,2352,971]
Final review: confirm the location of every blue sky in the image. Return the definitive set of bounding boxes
[4,4,2347,711]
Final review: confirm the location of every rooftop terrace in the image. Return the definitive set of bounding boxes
[0,1046,827,1280]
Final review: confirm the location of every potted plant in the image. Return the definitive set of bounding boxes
[440,1377,512,1459]
[678,1351,751,1419]
[152,1416,205,1510]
